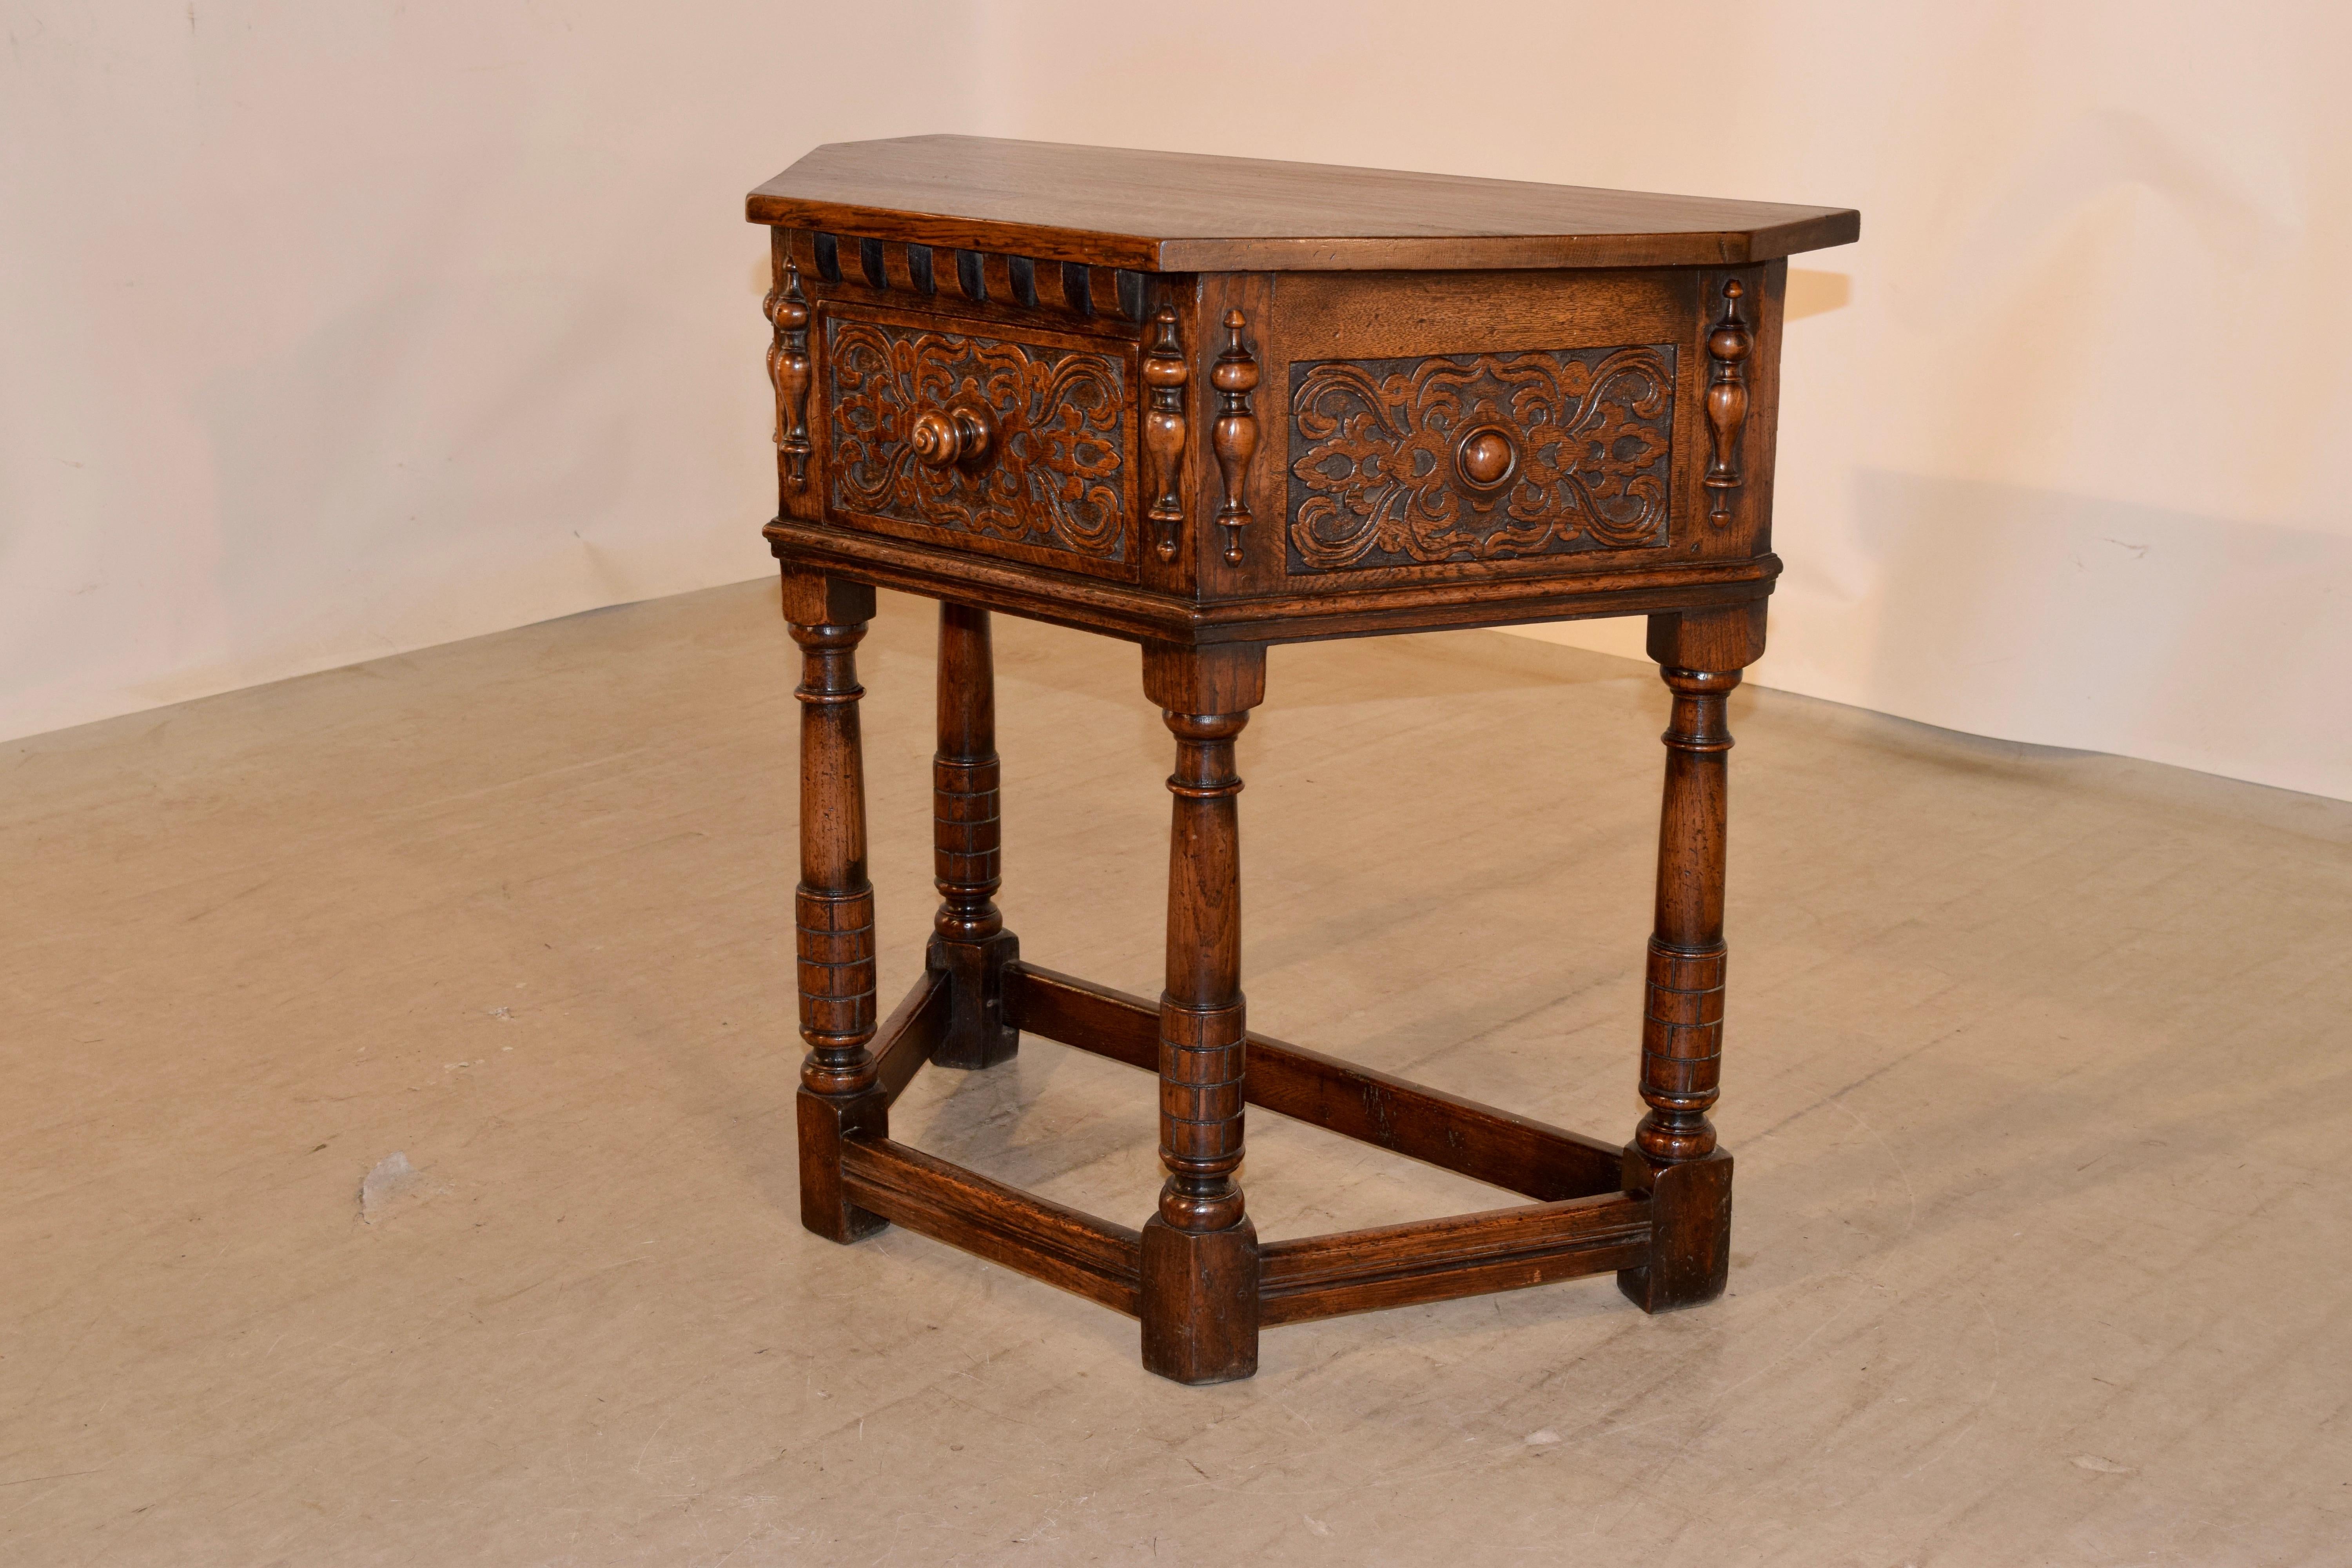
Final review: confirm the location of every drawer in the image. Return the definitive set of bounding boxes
[1285,342,1679,572]
[1239,266,1762,598]
[816,303,1141,582]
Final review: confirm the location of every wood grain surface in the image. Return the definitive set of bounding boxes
[748,136,1860,271]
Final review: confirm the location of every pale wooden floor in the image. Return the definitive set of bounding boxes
[4,579,2347,1566]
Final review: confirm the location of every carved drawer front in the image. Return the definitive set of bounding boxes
[822,306,1136,580]
[1287,345,1678,574]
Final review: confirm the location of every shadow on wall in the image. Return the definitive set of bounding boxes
[1849,470,2348,801]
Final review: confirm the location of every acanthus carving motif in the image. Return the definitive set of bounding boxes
[1286,345,1677,572]
[766,260,813,489]
[826,316,1128,562]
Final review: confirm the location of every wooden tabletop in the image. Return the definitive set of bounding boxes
[746,136,1858,273]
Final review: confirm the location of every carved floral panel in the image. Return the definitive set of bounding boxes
[1287,345,1678,572]
[826,315,1128,563]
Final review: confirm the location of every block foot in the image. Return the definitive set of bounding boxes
[1616,1145,1732,1313]
[1140,1217,1259,1384]
[927,932,1020,1071]
[797,1086,889,1243]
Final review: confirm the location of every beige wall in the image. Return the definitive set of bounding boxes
[7,2,2347,798]
[0,2,980,734]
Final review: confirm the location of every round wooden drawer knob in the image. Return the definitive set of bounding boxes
[1454,424,1519,492]
[909,403,998,470]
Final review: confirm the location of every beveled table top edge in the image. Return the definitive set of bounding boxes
[746,135,1860,272]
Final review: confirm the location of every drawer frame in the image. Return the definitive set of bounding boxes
[764,227,1787,648]
[815,300,1146,584]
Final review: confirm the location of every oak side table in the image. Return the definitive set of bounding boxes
[748,137,1858,1384]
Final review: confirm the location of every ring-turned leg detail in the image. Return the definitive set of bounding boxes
[786,573,888,1244]
[929,602,1020,1069]
[1138,644,1265,1384]
[1621,607,1758,1313]
[1634,667,1736,1167]
[1156,711,1250,1237]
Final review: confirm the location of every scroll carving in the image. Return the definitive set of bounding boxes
[1210,310,1259,566]
[826,316,1128,562]
[1286,345,1677,572]
[1143,305,1190,563]
[1702,279,1752,525]
[766,260,813,489]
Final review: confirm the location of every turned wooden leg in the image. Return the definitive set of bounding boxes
[1621,606,1762,1312]
[929,603,1020,1070]
[1138,643,1266,1384]
[784,571,887,1244]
